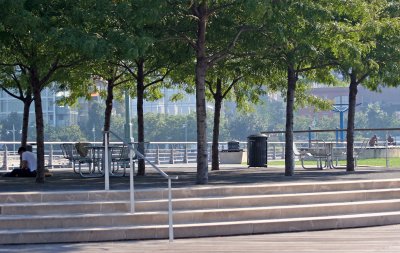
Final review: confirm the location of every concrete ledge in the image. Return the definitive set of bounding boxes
[219,151,247,164]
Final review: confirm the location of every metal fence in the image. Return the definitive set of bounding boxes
[1,127,399,171]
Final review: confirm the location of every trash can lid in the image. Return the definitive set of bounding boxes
[247,133,268,138]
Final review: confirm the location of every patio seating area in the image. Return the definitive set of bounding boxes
[294,139,370,170]
[60,142,133,178]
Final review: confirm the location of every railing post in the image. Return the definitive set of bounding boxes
[183,144,188,163]
[168,178,174,242]
[129,144,135,213]
[48,144,53,169]
[272,144,276,160]
[386,130,389,168]
[169,145,174,164]
[3,145,8,171]
[155,144,160,165]
[104,132,110,191]
[335,127,339,144]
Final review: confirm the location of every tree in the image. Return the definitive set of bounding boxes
[121,50,182,176]
[0,66,33,146]
[169,0,264,184]
[258,0,337,176]
[57,0,159,156]
[206,60,267,171]
[92,65,132,140]
[0,1,91,183]
[332,0,400,171]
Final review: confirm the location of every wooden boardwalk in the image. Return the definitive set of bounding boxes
[2,224,400,252]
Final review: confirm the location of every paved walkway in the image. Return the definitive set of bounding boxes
[1,163,400,192]
[1,224,400,252]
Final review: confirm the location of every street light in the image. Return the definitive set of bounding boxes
[92,125,96,143]
[6,124,17,153]
[182,124,188,142]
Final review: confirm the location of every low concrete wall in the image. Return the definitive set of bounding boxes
[359,147,400,159]
[219,151,247,164]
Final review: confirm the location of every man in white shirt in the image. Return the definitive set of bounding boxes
[2,146,37,177]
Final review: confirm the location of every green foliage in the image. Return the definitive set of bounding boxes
[45,125,86,142]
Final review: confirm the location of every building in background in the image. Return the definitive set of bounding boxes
[298,86,400,118]
[131,88,198,115]
[0,87,78,127]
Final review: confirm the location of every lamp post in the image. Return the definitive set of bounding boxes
[7,124,17,153]
[182,124,188,142]
[124,90,133,143]
[92,125,96,143]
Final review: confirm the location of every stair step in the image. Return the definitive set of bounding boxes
[1,199,400,230]
[2,179,400,244]
[2,179,400,203]
[1,211,400,244]
[2,187,400,215]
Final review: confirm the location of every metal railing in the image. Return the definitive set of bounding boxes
[262,127,400,168]
[103,131,178,242]
[1,129,399,171]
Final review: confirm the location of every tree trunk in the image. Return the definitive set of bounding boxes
[30,73,45,184]
[136,60,146,176]
[346,72,358,172]
[194,4,209,184]
[285,66,297,176]
[211,79,223,171]
[21,97,32,147]
[103,81,114,135]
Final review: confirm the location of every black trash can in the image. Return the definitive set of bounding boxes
[247,134,268,167]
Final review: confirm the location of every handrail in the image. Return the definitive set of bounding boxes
[105,131,178,180]
[103,130,177,242]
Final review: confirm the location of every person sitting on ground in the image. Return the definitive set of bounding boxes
[369,134,378,147]
[388,135,396,146]
[2,146,37,177]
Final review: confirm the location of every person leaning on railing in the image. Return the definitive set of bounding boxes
[369,135,378,147]
[388,135,396,146]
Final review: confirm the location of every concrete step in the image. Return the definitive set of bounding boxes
[1,211,400,244]
[1,199,400,230]
[2,178,400,204]
[2,187,400,216]
[2,179,400,244]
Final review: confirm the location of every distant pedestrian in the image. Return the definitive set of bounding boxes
[388,135,396,145]
[369,135,378,147]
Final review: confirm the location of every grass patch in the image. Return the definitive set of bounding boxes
[267,158,400,167]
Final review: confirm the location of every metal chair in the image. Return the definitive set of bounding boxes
[295,140,329,170]
[60,143,81,174]
[74,142,98,177]
[110,145,133,176]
